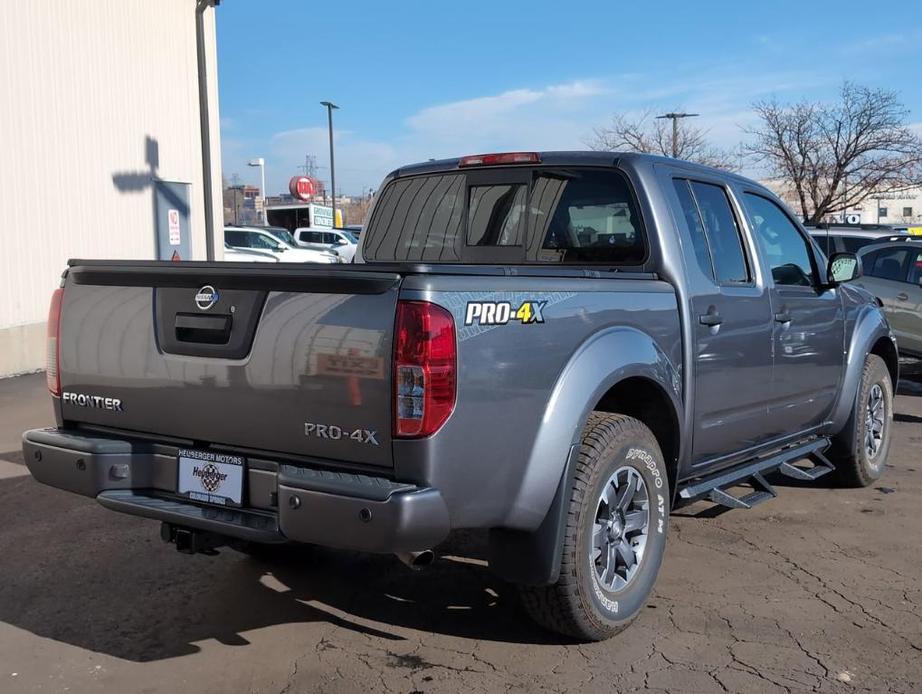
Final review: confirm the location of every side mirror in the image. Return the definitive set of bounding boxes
[827,252,862,285]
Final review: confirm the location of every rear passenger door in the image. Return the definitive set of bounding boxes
[741,192,844,434]
[671,177,775,466]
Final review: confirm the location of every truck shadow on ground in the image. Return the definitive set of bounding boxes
[4,381,919,663]
[0,479,564,662]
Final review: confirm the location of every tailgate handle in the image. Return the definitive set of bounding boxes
[174,313,232,345]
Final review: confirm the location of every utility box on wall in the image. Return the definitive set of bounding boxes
[155,180,192,261]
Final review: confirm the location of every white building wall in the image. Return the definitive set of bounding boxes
[845,189,922,226]
[0,0,223,376]
[761,179,922,228]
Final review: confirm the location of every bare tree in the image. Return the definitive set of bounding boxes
[747,83,922,224]
[587,110,739,170]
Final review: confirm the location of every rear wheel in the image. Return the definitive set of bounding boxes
[519,413,670,641]
[830,354,893,487]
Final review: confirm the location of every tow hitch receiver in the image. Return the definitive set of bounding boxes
[160,522,226,555]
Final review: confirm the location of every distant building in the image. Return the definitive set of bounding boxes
[227,184,261,200]
[224,185,263,225]
[761,180,922,226]
[847,189,921,226]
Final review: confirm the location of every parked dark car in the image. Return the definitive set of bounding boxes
[808,223,907,256]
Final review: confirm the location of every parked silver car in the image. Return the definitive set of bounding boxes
[855,239,922,357]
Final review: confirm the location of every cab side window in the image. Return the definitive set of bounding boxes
[673,178,750,284]
[690,182,750,283]
[672,179,715,280]
[744,193,815,287]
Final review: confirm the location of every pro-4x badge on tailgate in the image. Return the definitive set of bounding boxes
[464,300,547,326]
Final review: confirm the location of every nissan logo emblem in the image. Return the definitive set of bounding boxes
[194,285,219,310]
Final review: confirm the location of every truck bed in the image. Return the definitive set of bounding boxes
[57,259,668,479]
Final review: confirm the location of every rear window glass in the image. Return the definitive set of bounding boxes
[362,168,646,264]
[468,184,527,246]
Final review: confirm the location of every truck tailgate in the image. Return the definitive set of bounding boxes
[58,262,401,468]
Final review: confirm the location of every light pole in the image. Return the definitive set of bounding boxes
[247,157,266,224]
[230,173,241,225]
[320,101,339,227]
[655,112,699,158]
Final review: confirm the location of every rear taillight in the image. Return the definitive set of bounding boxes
[46,288,64,396]
[394,301,456,438]
[458,152,541,167]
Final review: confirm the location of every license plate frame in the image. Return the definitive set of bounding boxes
[176,449,245,508]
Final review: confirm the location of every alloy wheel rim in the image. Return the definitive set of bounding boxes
[591,466,650,593]
[865,383,885,460]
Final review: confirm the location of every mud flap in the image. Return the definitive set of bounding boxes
[487,444,579,586]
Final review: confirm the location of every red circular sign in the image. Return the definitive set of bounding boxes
[288,176,315,201]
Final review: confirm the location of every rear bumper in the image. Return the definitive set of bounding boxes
[22,428,450,554]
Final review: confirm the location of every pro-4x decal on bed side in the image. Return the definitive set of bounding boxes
[464,300,547,326]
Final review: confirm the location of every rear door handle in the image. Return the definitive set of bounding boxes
[774,311,792,324]
[897,292,909,301]
[699,313,723,327]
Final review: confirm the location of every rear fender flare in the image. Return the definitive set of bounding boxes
[502,326,682,531]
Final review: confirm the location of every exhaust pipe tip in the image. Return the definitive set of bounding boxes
[396,549,435,570]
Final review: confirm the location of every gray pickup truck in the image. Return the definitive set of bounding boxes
[24,152,897,641]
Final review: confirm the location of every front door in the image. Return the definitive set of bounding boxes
[670,177,775,466]
[741,192,844,436]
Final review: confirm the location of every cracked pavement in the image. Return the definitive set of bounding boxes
[0,372,920,693]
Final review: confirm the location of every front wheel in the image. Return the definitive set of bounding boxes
[519,413,670,641]
[829,354,893,487]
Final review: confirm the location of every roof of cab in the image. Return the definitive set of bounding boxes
[390,150,761,189]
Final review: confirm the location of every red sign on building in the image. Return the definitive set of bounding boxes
[288,176,316,201]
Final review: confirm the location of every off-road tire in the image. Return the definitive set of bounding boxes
[519,413,670,641]
[829,354,893,487]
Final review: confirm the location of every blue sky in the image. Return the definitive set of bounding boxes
[217,1,922,197]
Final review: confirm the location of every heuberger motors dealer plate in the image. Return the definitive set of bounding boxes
[177,449,245,507]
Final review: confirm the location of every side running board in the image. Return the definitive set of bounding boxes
[678,438,831,511]
[778,449,835,481]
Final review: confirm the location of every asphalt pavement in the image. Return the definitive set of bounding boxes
[0,372,920,693]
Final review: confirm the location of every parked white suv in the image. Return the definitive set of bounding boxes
[224,226,341,263]
[294,228,358,263]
